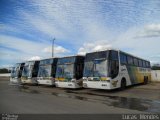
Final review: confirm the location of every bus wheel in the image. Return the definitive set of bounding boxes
[120,78,126,90]
[144,77,148,85]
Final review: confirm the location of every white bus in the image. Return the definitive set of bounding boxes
[55,55,84,88]
[37,58,58,85]
[10,63,24,84]
[21,60,40,84]
[83,49,151,90]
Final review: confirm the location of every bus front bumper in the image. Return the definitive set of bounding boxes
[10,78,20,85]
[37,79,55,85]
[21,78,37,84]
[83,81,114,90]
[55,81,82,88]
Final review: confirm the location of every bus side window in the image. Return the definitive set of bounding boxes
[109,51,119,79]
[133,58,138,66]
[138,59,142,67]
[120,53,127,64]
[148,62,151,68]
[142,61,146,68]
[146,61,150,68]
[110,51,118,60]
[127,56,133,65]
[145,61,148,68]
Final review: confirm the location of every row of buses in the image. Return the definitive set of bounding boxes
[10,49,151,90]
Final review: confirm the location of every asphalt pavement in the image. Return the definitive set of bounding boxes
[0,77,160,114]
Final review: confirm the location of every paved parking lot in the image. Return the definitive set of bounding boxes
[0,77,160,114]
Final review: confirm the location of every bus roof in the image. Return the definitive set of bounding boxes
[25,59,40,62]
[39,57,58,61]
[119,50,150,62]
[85,48,150,62]
[58,55,85,59]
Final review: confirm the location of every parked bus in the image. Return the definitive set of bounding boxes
[37,58,58,85]
[55,55,84,88]
[21,60,40,84]
[10,63,25,84]
[83,49,151,90]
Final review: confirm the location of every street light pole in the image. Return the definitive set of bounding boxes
[52,37,55,58]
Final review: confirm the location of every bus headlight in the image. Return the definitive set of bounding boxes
[82,77,87,81]
[102,80,110,82]
[106,80,110,83]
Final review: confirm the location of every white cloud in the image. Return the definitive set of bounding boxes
[0,35,49,65]
[0,35,71,62]
[147,24,160,31]
[28,56,41,61]
[20,12,64,39]
[16,0,113,47]
[1,0,114,55]
[1,0,160,66]
[43,46,70,54]
[78,41,112,55]
[150,54,160,58]
[136,24,160,38]
[0,35,46,54]
[110,24,160,64]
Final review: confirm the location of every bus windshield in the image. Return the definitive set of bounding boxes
[83,59,108,77]
[11,67,16,77]
[15,67,20,77]
[22,65,33,77]
[38,65,52,77]
[11,65,20,78]
[56,64,74,79]
[94,59,108,77]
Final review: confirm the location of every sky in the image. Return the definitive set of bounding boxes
[0,0,160,68]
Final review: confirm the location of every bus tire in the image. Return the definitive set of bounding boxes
[120,78,126,90]
[144,76,148,85]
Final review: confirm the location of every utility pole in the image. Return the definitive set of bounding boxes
[52,37,55,58]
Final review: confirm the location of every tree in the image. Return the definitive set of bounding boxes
[0,68,10,73]
[151,64,160,70]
